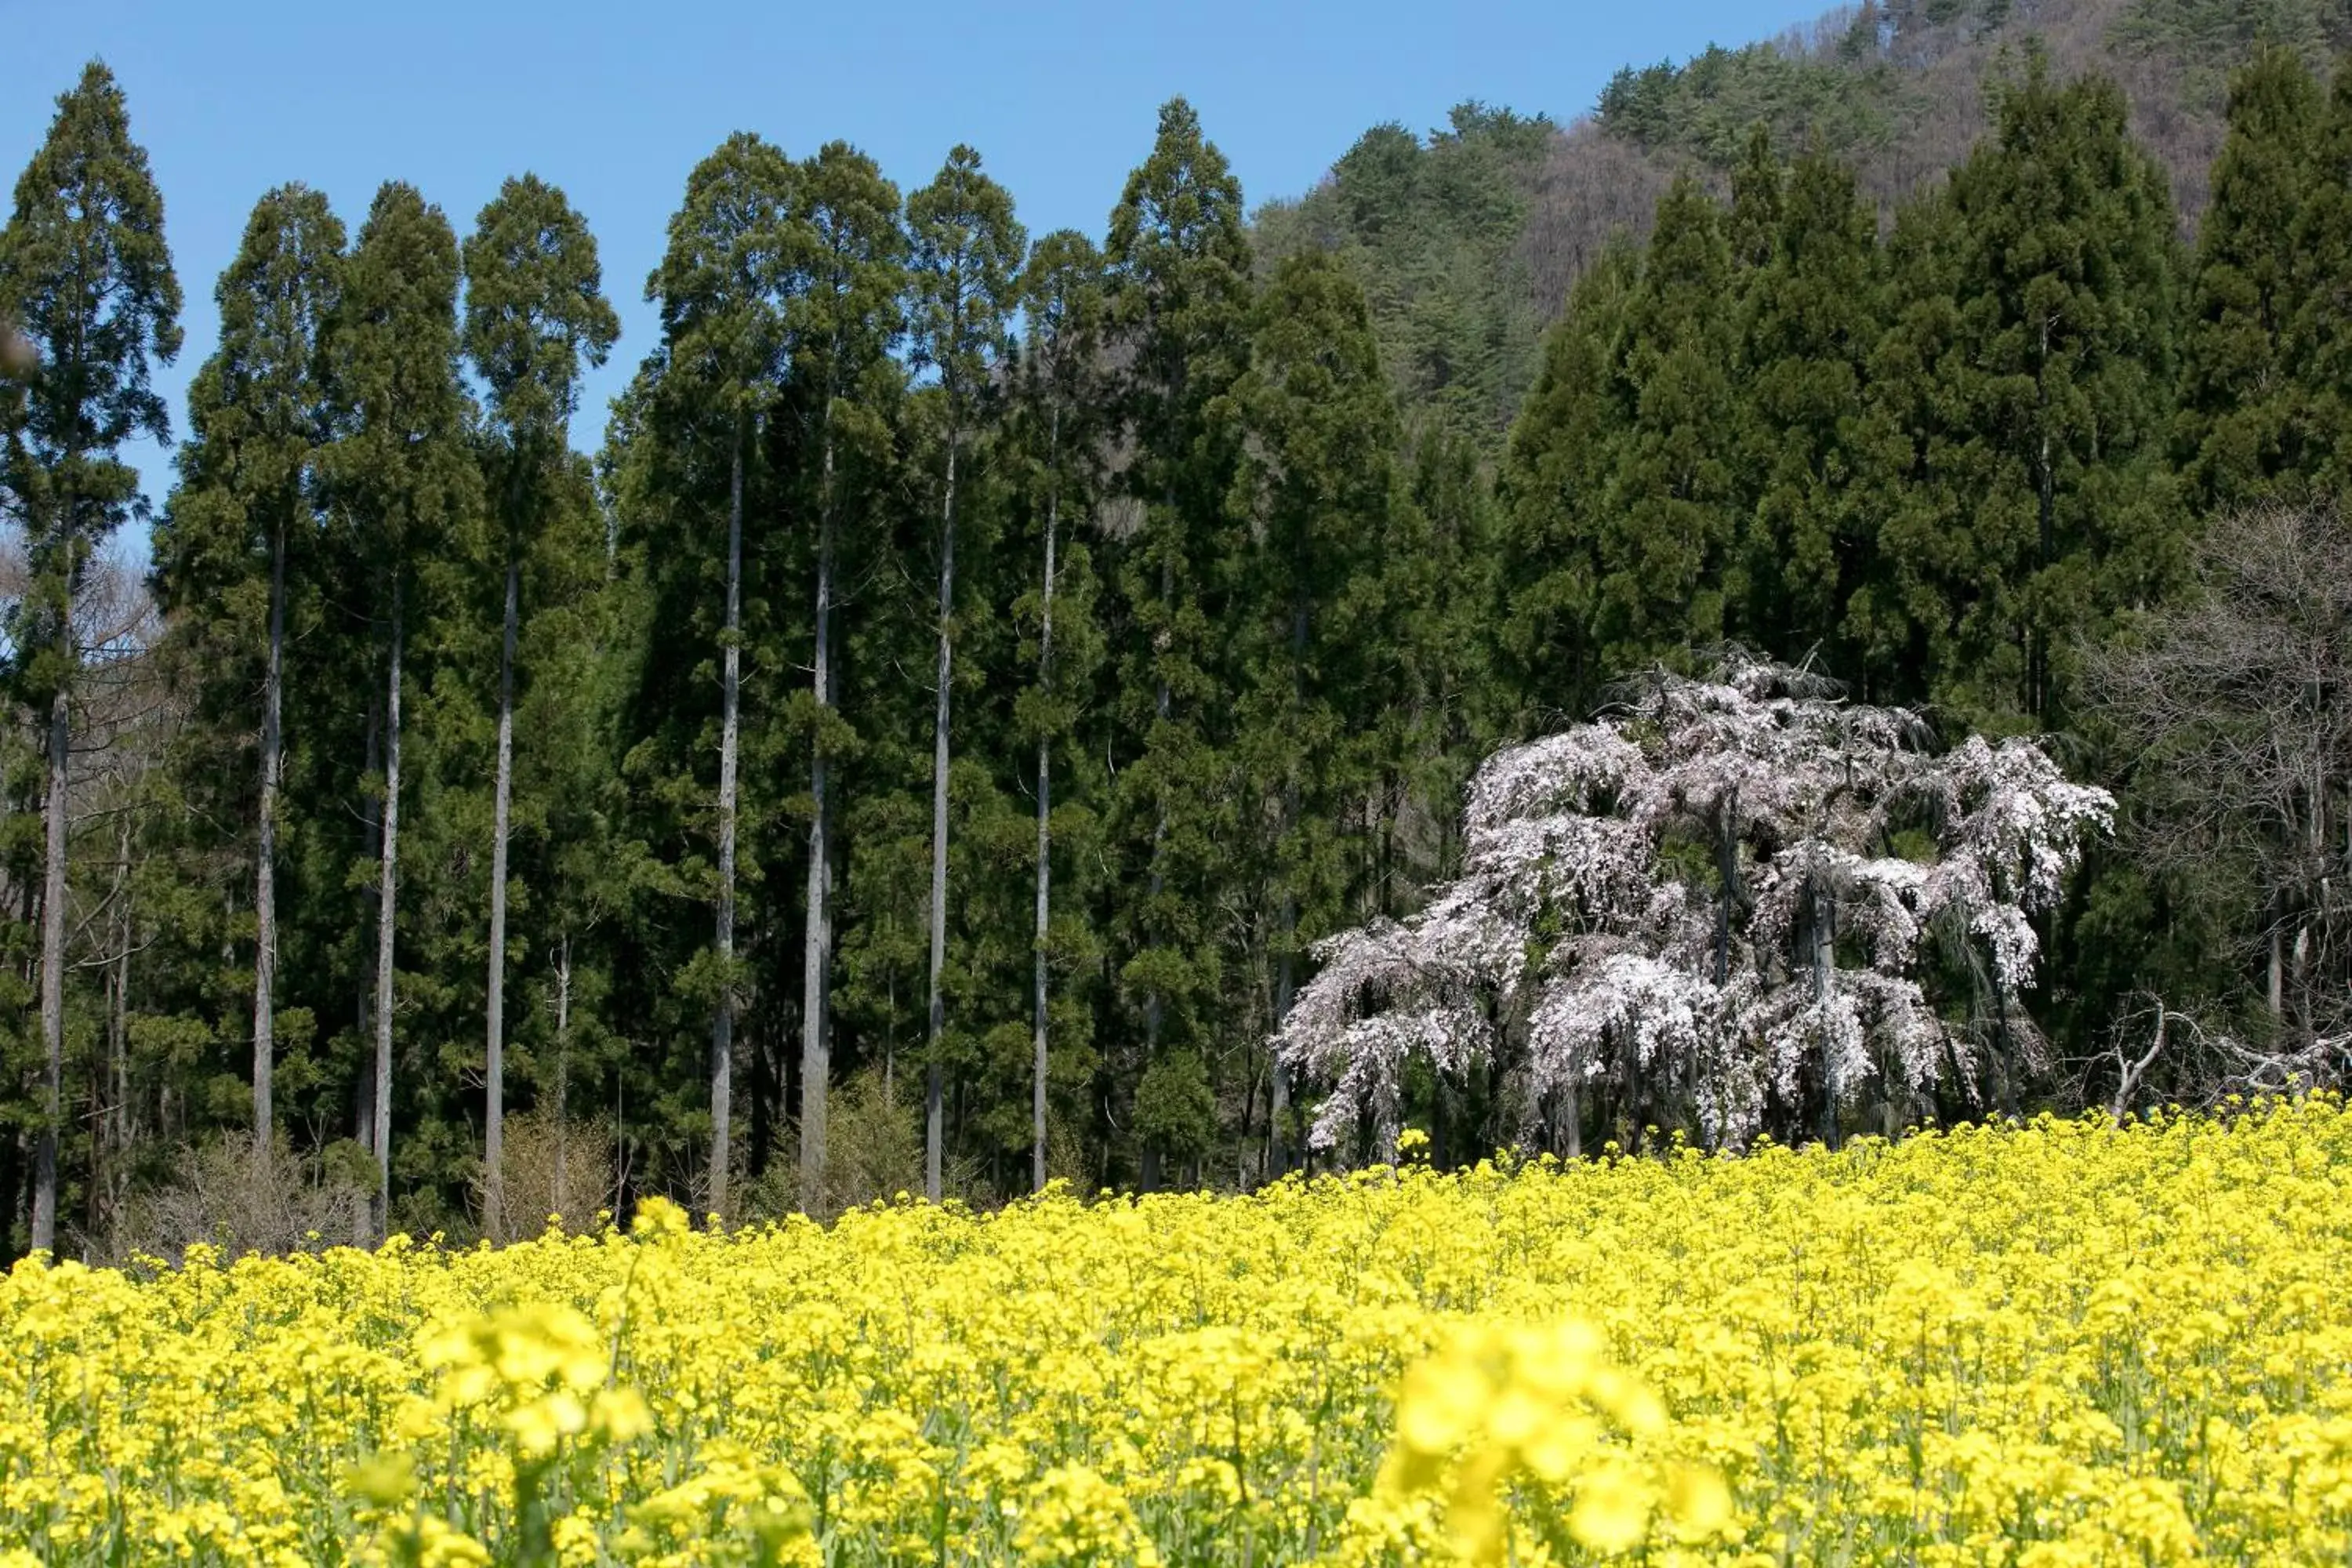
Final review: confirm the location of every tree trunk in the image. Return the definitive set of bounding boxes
[484,550,518,1239]
[1269,596,1308,1181]
[91,809,131,1245]
[252,507,288,1162]
[926,433,958,1202]
[554,933,572,1223]
[355,688,380,1245]
[372,585,404,1241]
[800,411,837,1214]
[2269,926,2285,1020]
[1142,545,1174,1057]
[106,844,130,1253]
[713,423,744,1220]
[1813,869,1838,1150]
[32,601,70,1255]
[1991,965,2020,1123]
[1033,405,1059,1196]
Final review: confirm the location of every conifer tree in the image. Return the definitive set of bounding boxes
[1377,423,1495,895]
[0,62,180,1252]
[1225,252,1396,1176]
[786,143,906,1212]
[1596,175,1738,671]
[1725,125,1784,273]
[1494,243,1638,729]
[1103,99,1254,1181]
[329,182,474,1237]
[2173,45,2322,511]
[153,184,340,1165]
[637,132,797,1220]
[461,175,618,1237]
[906,147,1023,1200]
[1863,62,2182,726]
[1014,230,1107,1192]
[2285,50,2352,494]
[1735,149,1882,682]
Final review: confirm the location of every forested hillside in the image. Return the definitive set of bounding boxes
[3,0,2351,1259]
[1259,0,2351,449]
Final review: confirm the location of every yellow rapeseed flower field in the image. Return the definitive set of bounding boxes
[4,1102,2351,1566]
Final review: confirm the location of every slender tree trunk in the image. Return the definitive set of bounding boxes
[800,410,837,1214]
[355,688,380,1251]
[1813,870,1838,1150]
[713,424,744,1220]
[252,508,289,1162]
[554,933,572,1224]
[32,597,71,1255]
[1145,545,1173,1057]
[2032,333,2053,723]
[1269,597,1308,1181]
[372,585,405,1240]
[484,547,519,1238]
[107,854,130,1253]
[92,810,131,1243]
[1033,405,1060,1196]
[2269,926,2285,1020]
[1991,965,2020,1123]
[926,432,958,1203]
[356,693,381,1145]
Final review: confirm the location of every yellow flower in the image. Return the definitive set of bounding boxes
[2,1102,2349,1564]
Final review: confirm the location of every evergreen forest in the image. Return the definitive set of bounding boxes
[6,0,2352,1260]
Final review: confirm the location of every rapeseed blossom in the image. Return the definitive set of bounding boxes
[2,1102,2350,1563]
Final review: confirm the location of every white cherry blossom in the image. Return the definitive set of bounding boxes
[1275,656,2113,1152]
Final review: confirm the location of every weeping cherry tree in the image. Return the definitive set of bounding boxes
[1276,656,2112,1156]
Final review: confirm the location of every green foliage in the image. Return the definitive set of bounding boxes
[0,60,182,690]
[1597,40,1911,167]
[1596,176,1740,669]
[464,176,619,452]
[1734,146,1886,689]
[1860,63,2185,728]
[1102,96,1254,1091]
[2114,0,2352,113]
[1254,103,1552,447]
[1494,244,1639,728]
[2288,56,2352,492]
[2179,45,2325,508]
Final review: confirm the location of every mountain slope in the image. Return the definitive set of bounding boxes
[1257,0,2350,447]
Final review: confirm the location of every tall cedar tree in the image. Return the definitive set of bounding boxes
[1374,424,1496,908]
[1595,175,1739,673]
[1864,60,2183,728]
[906,147,1024,1200]
[1222,252,1397,1176]
[1014,231,1109,1191]
[522,445,641,1227]
[2287,52,2352,494]
[0,63,180,1253]
[2180,46,2322,509]
[1733,147,1885,690]
[1103,99,1253,1184]
[786,143,906,1214]
[153,186,339,1163]
[1494,244,1639,729]
[636,132,797,1220]
[329,182,476,1237]
[461,175,619,1239]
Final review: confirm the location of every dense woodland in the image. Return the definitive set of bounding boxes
[5,0,2352,1259]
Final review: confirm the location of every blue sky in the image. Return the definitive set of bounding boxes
[5,0,1823,538]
